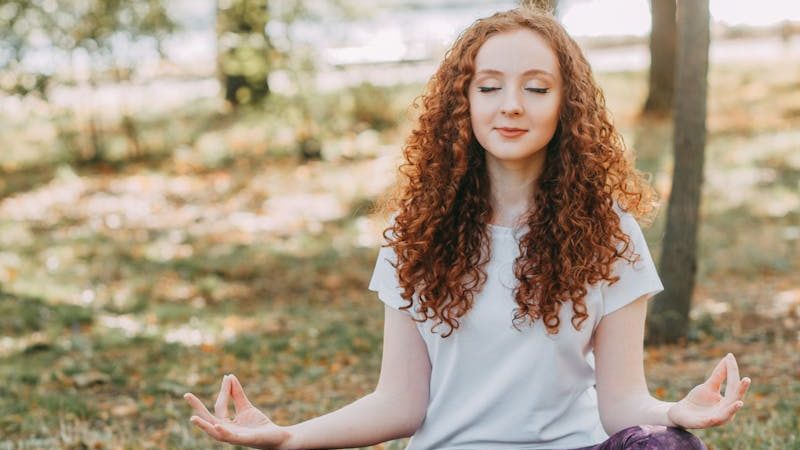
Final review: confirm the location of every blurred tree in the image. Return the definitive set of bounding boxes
[216,0,273,107]
[265,0,362,160]
[0,0,174,97]
[0,0,175,162]
[217,0,360,109]
[519,0,558,16]
[641,0,676,117]
[646,0,710,345]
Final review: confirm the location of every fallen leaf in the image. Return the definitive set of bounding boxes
[654,387,666,399]
[110,398,139,417]
[72,370,110,388]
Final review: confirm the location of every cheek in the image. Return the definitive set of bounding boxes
[528,96,560,115]
[469,101,492,130]
[470,114,489,148]
[469,108,491,148]
[527,99,561,129]
[469,93,494,117]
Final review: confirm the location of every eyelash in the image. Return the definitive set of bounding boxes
[477,87,549,94]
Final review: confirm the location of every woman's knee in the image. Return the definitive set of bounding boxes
[630,424,707,450]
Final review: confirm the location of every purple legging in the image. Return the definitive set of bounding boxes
[566,425,707,450]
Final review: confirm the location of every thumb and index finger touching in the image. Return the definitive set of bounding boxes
[705,353,751,403]
[213,374,255,418]
[184,373,255,421]
[228,373,255,410]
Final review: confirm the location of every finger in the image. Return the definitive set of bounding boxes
[229,374,255,411]
[724,353,740,399]
[718,400,744,424]
[704,355,728,391]
[190,415,225,441]
[183,393,220,425]
[215,375,232,420]
[699,400,742,429]
[213,422,247,446]
[738,377,752,400]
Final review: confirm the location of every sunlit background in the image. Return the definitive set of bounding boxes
[4,0,800,111]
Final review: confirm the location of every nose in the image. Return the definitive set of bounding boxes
[500,87,523,116]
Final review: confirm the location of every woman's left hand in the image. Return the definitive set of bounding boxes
[667,353,751,429]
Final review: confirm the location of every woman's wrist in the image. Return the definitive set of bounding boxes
[660,400,680,428]
[276,425,300,450]
[636,396,679,429]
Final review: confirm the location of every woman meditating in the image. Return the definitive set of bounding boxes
[183,7,751,449]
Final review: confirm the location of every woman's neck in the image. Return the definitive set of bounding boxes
[486,153,545,227]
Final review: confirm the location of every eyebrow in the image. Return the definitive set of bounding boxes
[475,68,555,79]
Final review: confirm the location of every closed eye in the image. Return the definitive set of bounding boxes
[478,87,549,93]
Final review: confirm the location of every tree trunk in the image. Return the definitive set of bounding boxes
[113,67,142,160]
[216,0,271,107]
[84,75,105,163]
[642,0,676,117]
[646,0,710,345]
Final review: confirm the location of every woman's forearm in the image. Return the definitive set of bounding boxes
[600,393,677,436]
[281,391,422,450]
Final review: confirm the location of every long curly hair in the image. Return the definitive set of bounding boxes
[379,7,659,337]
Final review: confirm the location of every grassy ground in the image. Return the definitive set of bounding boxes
[0,59,798,449]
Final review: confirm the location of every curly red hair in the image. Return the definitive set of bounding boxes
[379,8,659,336]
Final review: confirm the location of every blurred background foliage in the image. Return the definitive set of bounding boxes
[0,0,798,448]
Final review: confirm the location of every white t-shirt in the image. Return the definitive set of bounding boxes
[368,210,664,450]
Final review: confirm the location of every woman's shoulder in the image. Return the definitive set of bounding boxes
[611,202,644,228]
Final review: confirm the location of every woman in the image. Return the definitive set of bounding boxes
[183,8,751,450]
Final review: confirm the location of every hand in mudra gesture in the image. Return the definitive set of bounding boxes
[184,374,291,449]
[668,353,752,429]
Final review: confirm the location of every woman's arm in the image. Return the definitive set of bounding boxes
[185,304,431,450]
[594,295,675,434]
[281,305,431,449]
[594,295,751,435]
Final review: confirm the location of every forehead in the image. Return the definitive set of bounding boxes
[473,28,560,80]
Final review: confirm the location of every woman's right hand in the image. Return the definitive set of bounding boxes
[184,374,293,450]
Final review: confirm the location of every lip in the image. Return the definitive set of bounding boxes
[495,127,528,138]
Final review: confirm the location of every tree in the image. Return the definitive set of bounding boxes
[646,0,710,345]
[0,0,175,162]
[216,0,273,107]
[519,0,558,16]
[641,0,677,117]
[259,0,363,159]
[0,0,174,96]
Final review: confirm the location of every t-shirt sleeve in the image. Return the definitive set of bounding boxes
[600,212,664,317]
[368,244,414,315]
